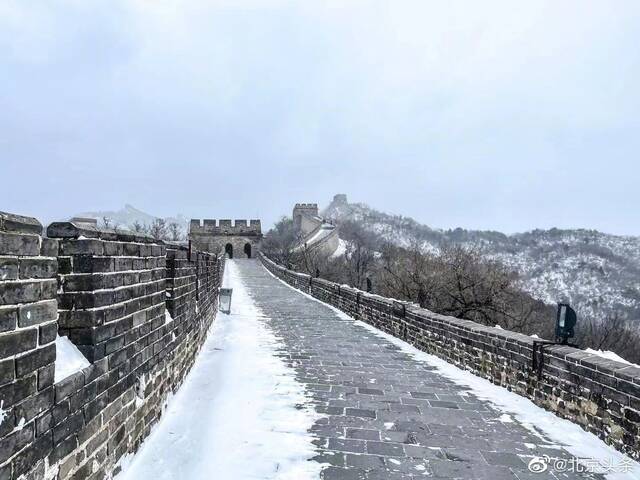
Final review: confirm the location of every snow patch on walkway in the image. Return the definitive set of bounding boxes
[116,260,322,480]
[264,265,640,480]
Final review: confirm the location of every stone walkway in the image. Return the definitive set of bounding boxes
[237,259,603,480]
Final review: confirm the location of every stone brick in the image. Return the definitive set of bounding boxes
[0,232,40,256]
[0,374,36,406]
[0,422,34,463]
[12,433,52,479]
[58,257,72,274]
[15,344,56,378]
[19,258,57,280]
[14,387,54,423]
[53,411,84,444]
[38,364,55,391]
[40,279,58,300]
[72,257,114,274]
[39,321,58,346]
[84,393,109,422]
[83,358,107,384]
[103,242,124,256]
[55,372,85,403]
[0,212,42,235]
[0,258,18,281]
[18,300,57,328]
[0,306,17,333]
[0,281,42,305]
[0,329,38,358]
[48,433,77,464]
[52,399,71,425]
[40,238,59,257]
[58,309,104,329]
[0,358,15,386]
[60,239,104,256]
[36,412,53,437]
[123,243,140,257]
[0,462,10,480]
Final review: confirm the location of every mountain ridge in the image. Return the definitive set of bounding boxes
[322,195,640,322]
[73,204,189,232]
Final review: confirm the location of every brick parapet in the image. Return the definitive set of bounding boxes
[0,214,225,480]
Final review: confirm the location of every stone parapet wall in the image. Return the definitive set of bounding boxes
[0,212,59,480]
[0,213,225,480]
[260,253,640,460]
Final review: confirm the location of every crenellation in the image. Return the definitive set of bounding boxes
[189,219,263,236]
[234,219,248,228]
[293,203,318,208]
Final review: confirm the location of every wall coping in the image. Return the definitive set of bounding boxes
[0,210,43,234]
[47,221,159,243]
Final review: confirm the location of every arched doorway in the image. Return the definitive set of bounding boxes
[244,243,252,258]
[225,243,233,258]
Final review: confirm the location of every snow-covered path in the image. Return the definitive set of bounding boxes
[115,260,321,480]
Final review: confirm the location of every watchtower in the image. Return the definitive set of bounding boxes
[189,218,262,259]
[292,203,320,235]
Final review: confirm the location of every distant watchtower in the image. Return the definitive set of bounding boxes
[189,219,262,259]
[292,203,319,235]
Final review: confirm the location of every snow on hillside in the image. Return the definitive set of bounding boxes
[323,195,640,322]
[74,204,189,232]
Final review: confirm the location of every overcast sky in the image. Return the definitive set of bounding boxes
[1,1,639,235]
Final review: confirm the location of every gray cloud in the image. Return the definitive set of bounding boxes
[1,1,639,234]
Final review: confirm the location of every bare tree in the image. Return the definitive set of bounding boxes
[340,221,376,289]
[131,220,147,233]
[576,314,640,363]
[149,218,167,240]
[168,222,183,241]
[262,217,303,267]
[101,216,112,229]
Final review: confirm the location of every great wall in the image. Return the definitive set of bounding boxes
[1,205,639,480]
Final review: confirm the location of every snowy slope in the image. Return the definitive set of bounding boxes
[74,204,189,232]
[323,196,640,322]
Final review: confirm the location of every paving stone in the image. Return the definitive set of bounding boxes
[429,459,515,479]
[481,450,527,468]
[357,388,384,396]
[345,408,376,419]
[320,466,366,479]
[328,438,366,454]
[345,454,385,469]
[366,441,405,457]
[346,429,380,441]
[429,400,460,409]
